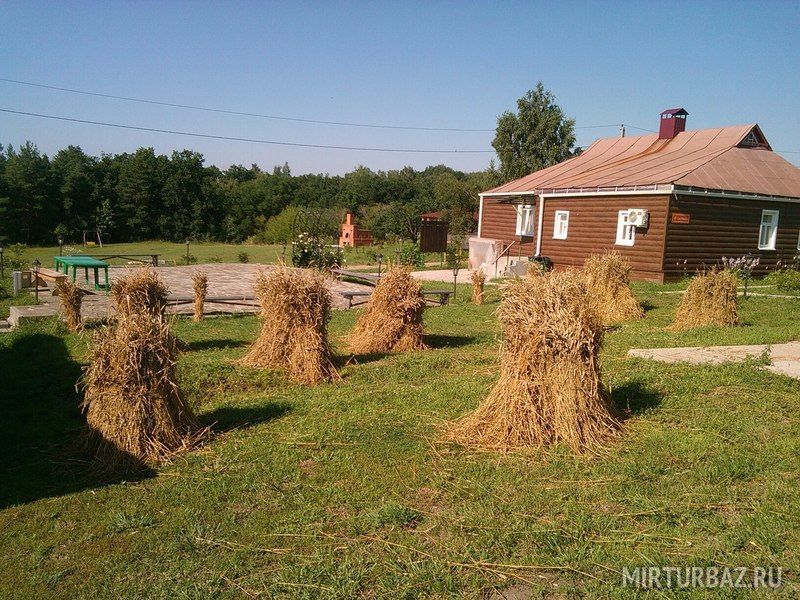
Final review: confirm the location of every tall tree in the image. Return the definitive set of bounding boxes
[2,142,55,244]
[492,83,578,182]
[51,145,97,239]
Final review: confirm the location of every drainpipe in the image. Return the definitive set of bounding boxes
[535,194,545,256]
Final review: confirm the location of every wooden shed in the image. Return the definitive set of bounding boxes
[472,109,800,282]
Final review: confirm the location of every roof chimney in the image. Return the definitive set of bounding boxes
[658,108,688,140]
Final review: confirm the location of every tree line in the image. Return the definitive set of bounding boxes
[0,142,505,245]
[0,84,578,246]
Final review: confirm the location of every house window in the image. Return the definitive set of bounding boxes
[515,204,535,237]
[615,210,635,246]
[553,210,569,239]
[758,209,779,250]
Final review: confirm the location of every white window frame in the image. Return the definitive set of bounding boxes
[758,209,779,250]
[515,204,536,237]
[615,210,635,246]
[553,210,569,240]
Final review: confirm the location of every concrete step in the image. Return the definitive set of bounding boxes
[8,305,60,328]
[0,319,11,332]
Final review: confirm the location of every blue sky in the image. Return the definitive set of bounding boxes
[1,1,798,174]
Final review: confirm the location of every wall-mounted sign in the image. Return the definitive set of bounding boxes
[671,212,691,224]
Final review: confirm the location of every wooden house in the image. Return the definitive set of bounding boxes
[471,109,800,281]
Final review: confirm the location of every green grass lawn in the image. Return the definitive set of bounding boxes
[11,240,448,270]
[1,286,799,597]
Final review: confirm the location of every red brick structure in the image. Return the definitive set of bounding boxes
[339,212,373,247]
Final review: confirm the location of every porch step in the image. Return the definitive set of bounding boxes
[0,319,11,332]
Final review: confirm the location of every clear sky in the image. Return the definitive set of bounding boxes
[1,0,798,174]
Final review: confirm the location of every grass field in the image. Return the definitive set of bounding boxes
[1,283,799,597]
[9,240,449,270]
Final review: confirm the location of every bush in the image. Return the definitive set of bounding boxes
[764,269,800,292]
[207,255,222,263]
[181,254,198,265]
[398,243,424,268]
[237,251,250,264]
[3,243,29,271]
[292,234,342,270]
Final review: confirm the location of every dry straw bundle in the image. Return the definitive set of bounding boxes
[192,271,208,322]
[347,266,427,354]
[447,270,620,454]
[471,269,486,305]
[582,251,643,324]
[669,269,739,330]
[241,266,337,384]
[81,271,206,469]
[110,270,168,318]
[55,279,82,331]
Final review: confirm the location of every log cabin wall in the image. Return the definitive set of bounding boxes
[478,196,538,256]
[538,194,670,282]
[663,194,800,279]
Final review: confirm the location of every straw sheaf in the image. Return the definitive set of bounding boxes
[240,266,338,384]
[347,266,427,354]
[192,271,208,322]
[81,271,207,469]
[446,270,620,454]
[669,269,739,331]
[582,251,644,325]
[471,269,486,305]
[55,279,83,331]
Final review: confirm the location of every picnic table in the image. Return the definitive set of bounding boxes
[54,255,110,291]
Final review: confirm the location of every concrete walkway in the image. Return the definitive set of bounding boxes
[628,341,800,379]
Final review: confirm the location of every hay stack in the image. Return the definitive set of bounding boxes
[240,266,337,384]
[471,269,486,305]
[192,271,207,322]
[81,271,206,468]
[347,266,426,354]
[55,279,82,331]
[447,270,620,454]
[583,251,643,324]
[110,269,168,317]
[669,269,739,330]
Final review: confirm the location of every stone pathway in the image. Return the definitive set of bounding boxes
[628,341,800,379]
[8,264,373,327]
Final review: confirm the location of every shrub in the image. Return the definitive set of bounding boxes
[4,243,29,271]
[207,255,223,263]
[181,254,197,265]
[292,234,342,270]
[398,243,424,268]
[764,269,800,292]
[237,251,250,264]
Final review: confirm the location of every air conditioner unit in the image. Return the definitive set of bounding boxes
[627,209,650,228]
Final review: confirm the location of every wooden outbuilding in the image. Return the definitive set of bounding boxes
[471,109,800,281]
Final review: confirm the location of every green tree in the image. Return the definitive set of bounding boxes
[2,142,55,243]
[51,145,98,239]
[492,82,578,181]
[116,148,166,240]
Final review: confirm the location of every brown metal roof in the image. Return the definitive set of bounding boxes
[485,125,800,199]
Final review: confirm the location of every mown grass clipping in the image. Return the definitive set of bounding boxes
[81,271,207,470]
[347,266,426,354]
[583,251,643,324]
[241,266,337,384]
[55,279,82,331]
[669,268,740,331]
[471,269,486,305]
[446,270,620,454]
[192,271,207,322]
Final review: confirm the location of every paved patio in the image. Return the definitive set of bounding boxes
[11,264,373,326]
[628,341,800,379]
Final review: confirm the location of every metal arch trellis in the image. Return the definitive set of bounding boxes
[290,205,341,267]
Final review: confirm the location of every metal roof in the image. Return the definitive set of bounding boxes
[484,125,800,199]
